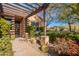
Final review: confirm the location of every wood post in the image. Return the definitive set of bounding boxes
[23,17,26,38]
[10,17,15,39]
[0,3,3,17]
[20,17,26,38]
[43,9,47,37]
[40,5,49,46]
[10,17,15,35]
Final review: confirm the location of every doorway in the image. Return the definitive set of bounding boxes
[15,21,20,37]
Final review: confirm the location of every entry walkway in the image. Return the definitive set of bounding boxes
[12,37,47,56]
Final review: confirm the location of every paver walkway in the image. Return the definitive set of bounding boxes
[12,37,47,56]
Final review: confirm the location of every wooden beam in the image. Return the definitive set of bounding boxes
[3,12,23,22]
[4,10,27,17]
[4,3,31,13]
[14,3,33,11]
[20,3,36,11]
[23,3,37,9]
[3,12,15,17]
[0,3,3,17]
[25,3,49,19]
[3,6,27,16]
[3,5,30,14]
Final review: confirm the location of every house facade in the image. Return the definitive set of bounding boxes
[0,3,49,38]
[4,15,44,38]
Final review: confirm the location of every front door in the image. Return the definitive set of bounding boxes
[15,21,20,37]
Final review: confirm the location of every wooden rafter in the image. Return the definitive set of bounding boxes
[23,3,37,9]
[4,9,27,17]
[1,3,49,19]
[4,3,31,13]
[3,12,15,17]
[3,6,28,15]
[3,6,27,16]
[14,3,34,11]
[25,3,49,19]
[3,5,30,14]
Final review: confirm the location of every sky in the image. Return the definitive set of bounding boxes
[37,7,67,27]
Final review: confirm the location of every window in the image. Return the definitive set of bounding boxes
[31,22,39,26]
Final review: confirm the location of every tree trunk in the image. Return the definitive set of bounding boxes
[68,20,72,32]
[74,24,76,32]
[43,9,46,36]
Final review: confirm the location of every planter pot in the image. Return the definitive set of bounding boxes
[40,36,49,45]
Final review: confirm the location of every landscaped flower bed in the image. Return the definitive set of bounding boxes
[51,38,79,56]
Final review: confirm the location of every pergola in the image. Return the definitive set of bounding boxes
[0,3,49,18]
[0,3,49,37]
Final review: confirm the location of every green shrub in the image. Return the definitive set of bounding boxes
[47,30,79,43]
[0,36,13,56]
[47,31,60,43]
[68,34,79,41]
[37,27,44,32]
[35,27,44,36]
[11,35,15,40]
[41,44,48,53]
[0,17,13,56]
[26,26,36,37]
[30,37,36,44]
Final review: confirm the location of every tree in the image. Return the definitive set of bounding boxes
[59,4,79,32]
[47,4,79,32]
